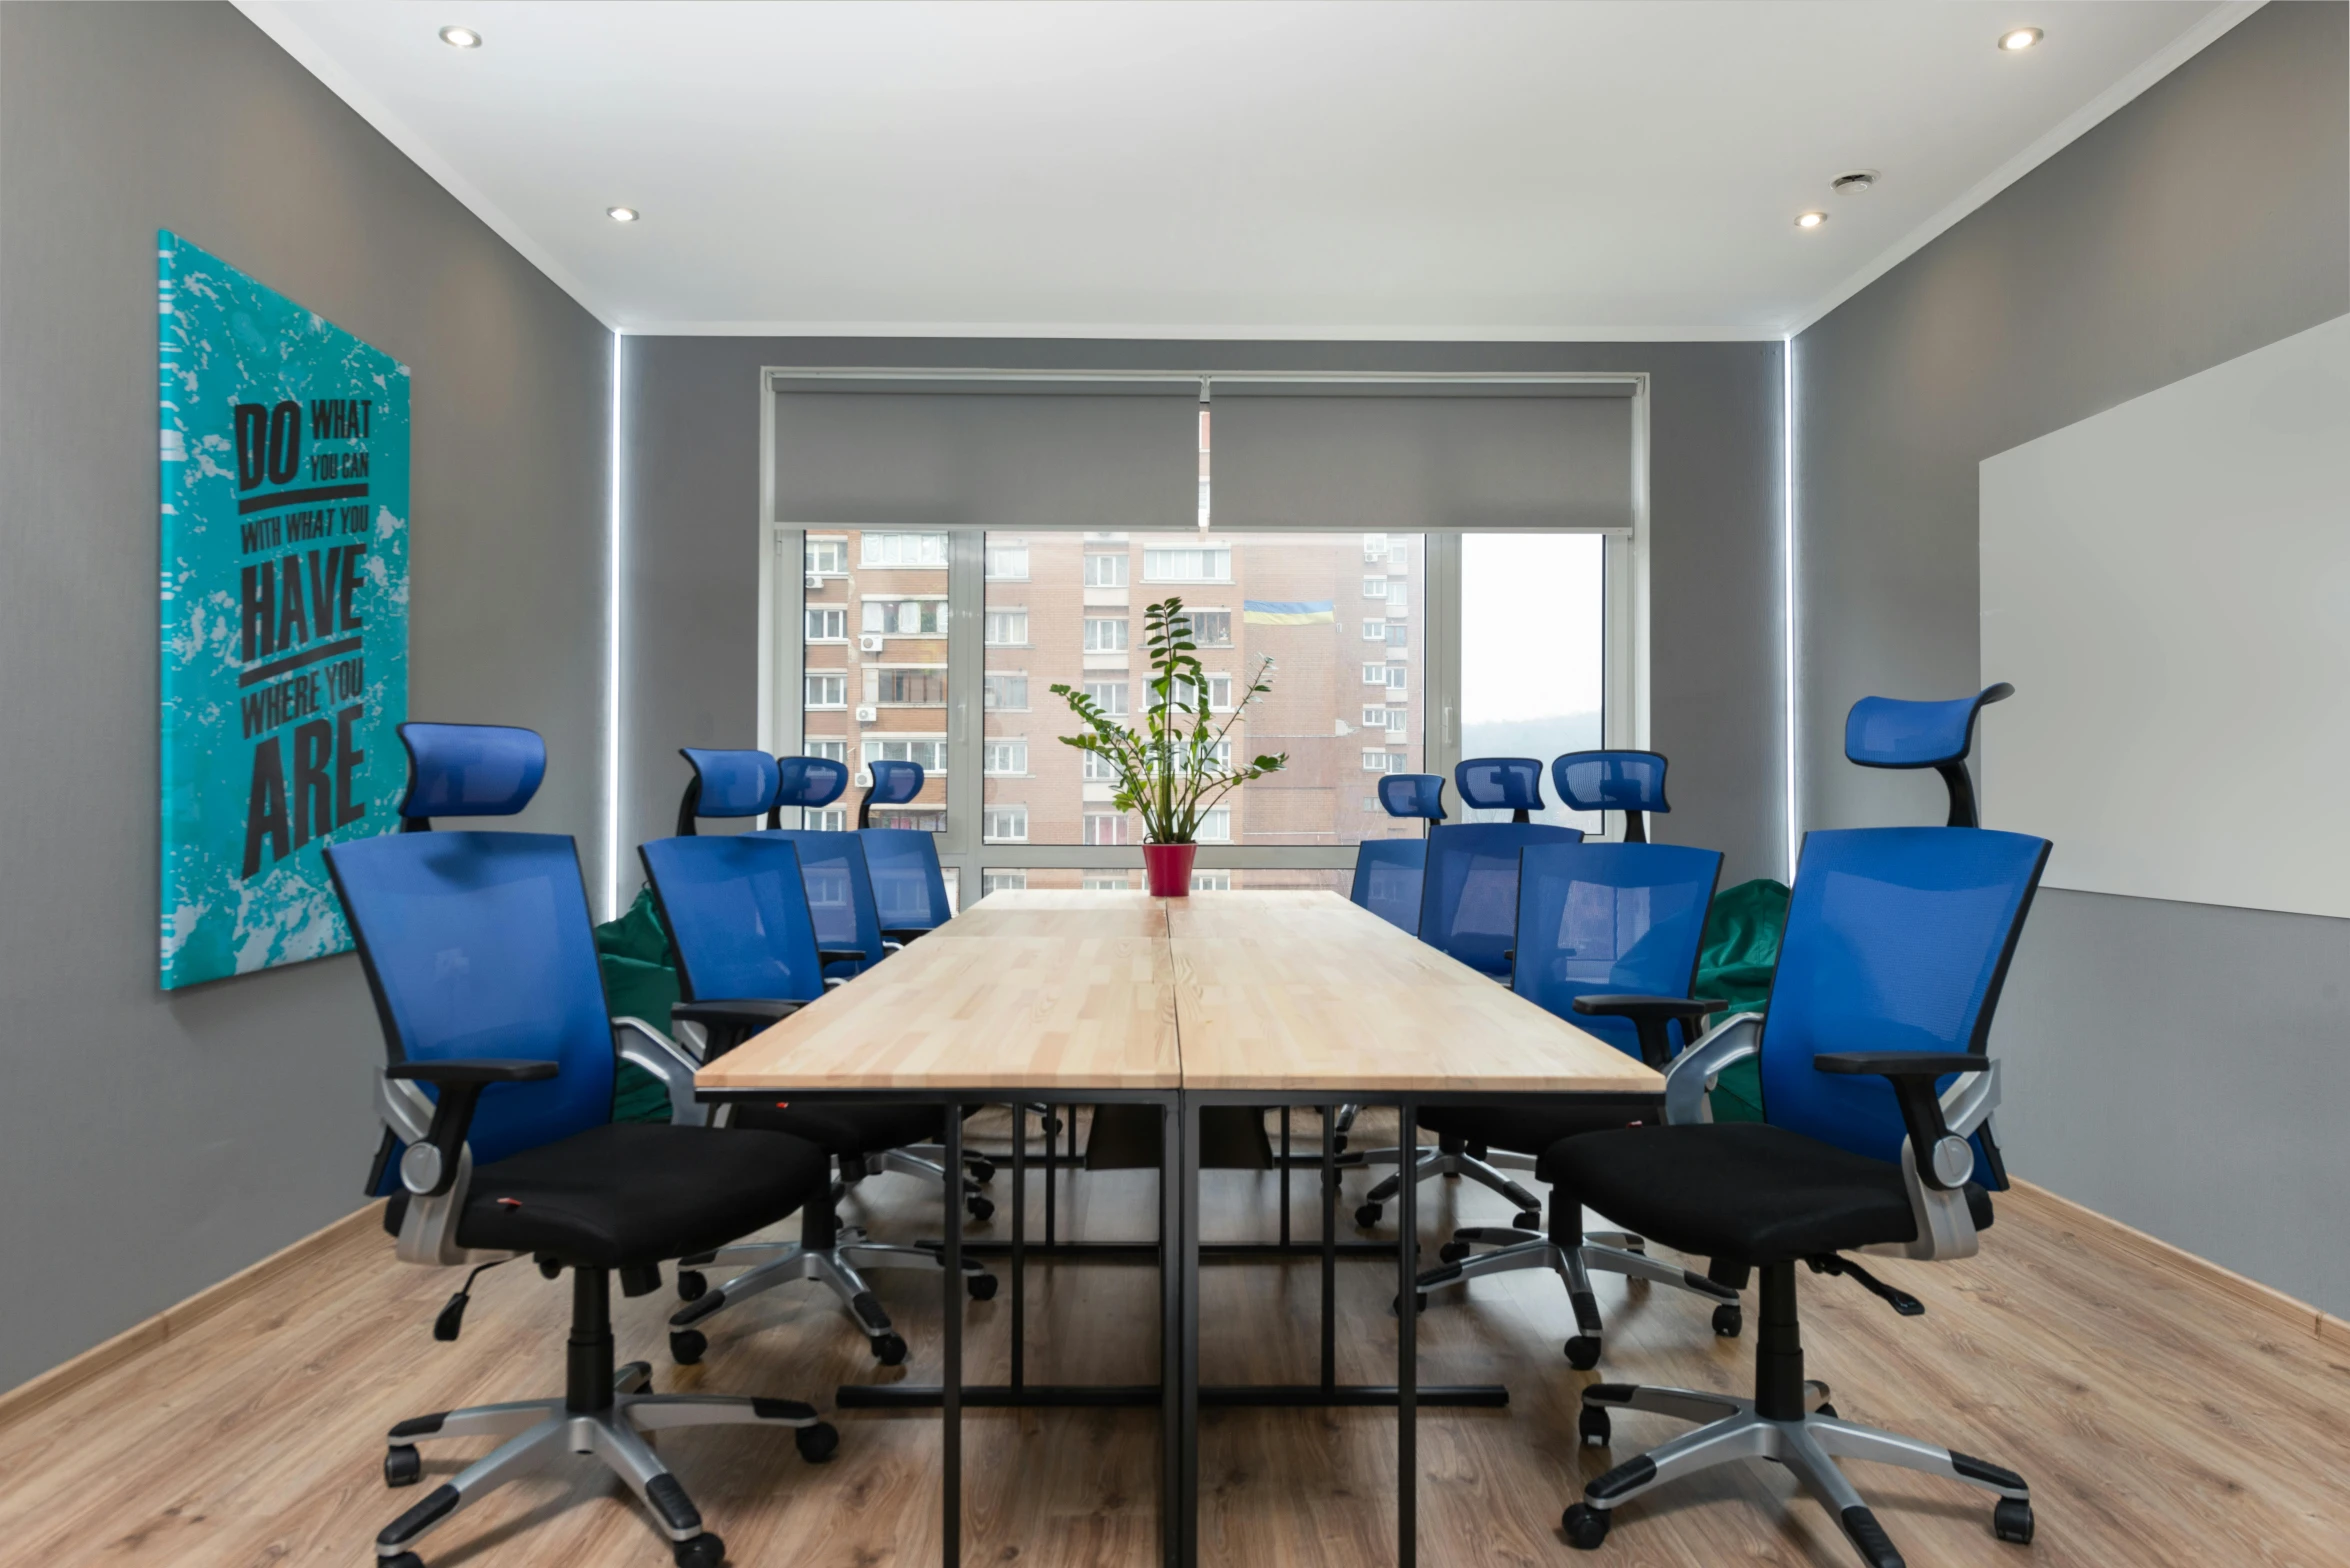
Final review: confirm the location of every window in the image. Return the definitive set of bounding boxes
[1362,618,1388,642]
[809,807,847,832]
[981,869,1028,896]
[1197,807,1232,842]
[1084,680,1129,716]
[1081,872,1134,891]
[984,805,1029,843]
[864,598,949,636]
[867,666,947,705]
[804,740,847,763]
[1363,662,1390,687]
[1182,608,1232,646]
[1363,576,1389,599]
[1172,673,1233,712]
[1084,617,1129,653]
[1082,750,1119,783]
[1363,705,1391,729]
[805,606,847,641]
[986,541,1029,580]
[1084,552,1128,587]
[1083,813,1130,846]
[1383,707,1408,735]
[986,608,1028,646]
[1190,870,1232,892]
[805,537,847,575]
[1205,739,1233,770]
[1385,622,1408,651]
[1144,546,1230,582]
[1387,582,1409,614]
[1364,534,1389,562]
[1363,749,1401,773]
[1383,664,1407,692]
[984,739,1028,776]
[863,736,949,773]
[805,672,847,708]
[873,808,947,833]
[984,671,1029,711]
[861,532,949,568]
[1461,532,1607,830]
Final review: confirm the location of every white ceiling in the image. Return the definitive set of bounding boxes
[240,1,2253,339]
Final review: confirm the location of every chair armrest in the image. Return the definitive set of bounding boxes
[382,1059,557,1197]
[818,947,869,968]
[1661,1011,1761,1125]
[1572,994,1731,1069]
[1813,1052,1996,1190]
[881,926,932,946]
[669,997,805,1063]
[613,1017,711,1127]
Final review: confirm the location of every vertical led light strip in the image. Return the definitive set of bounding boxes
[1781,335,1799,876]
[604,331,624,918]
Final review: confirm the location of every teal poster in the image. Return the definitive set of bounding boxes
[157,232,410,989]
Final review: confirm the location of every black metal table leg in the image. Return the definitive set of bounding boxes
[1396,1097,1417,1568]
[944,1105,964,1568]
[1010,1102,1025,1392]
[1043,1101,1057,1247]
[1321,1102,1337,1393]
[1177,1092,1201,1568]
[1160,1093,1184,1568]
[1279,1106,1291,1249]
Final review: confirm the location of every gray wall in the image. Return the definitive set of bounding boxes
[0,3,612,1390]
[1792,3,2350,1311]
[621,337,1787,888]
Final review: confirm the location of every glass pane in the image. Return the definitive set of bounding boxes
[799,529,950,824]
[984,532,1425,845]
[1460,532,1605,832]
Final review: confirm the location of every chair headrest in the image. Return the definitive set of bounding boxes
[1844,684,2013,770]
[775,755,850,809]
[1552,751,1670,815]
[681,749,780,818]
[1455,757,1546,813]
[397,724,545,820]
[1377,773,1448,821]
[866,760,925,806]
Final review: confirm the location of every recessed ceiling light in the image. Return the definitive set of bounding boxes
[1795,211,1829,230]
[606,207,641,224]
[1999,27,2043,52]
[1831,171,1877,195]
[438,25,481,49]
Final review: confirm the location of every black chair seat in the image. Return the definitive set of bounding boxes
[730,1098,947,1157]
[1420,1099,1647,1157]
[388,1122,828,1270]
[1542,1122,1993,1265]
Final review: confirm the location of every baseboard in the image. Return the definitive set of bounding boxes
[2009,1179,2345,1346]
[0,1200,384,1431]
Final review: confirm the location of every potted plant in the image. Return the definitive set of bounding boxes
[1053,596,1287,897]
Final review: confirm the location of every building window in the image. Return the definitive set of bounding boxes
[1387,582,1409,614]
[1382,707,1408,734]
[1205,739,1233,770]
[984,739,1028,776]
[1385,622,1408,652]
[1363,576,1389,599]
[805,537,847,575]
[1144,546,1231,582]
[1385,664,1408,692]
[873,808,947,833]
[1081,873,1133,891]
[1197,807,1232,842]
[1363,662,1390,687]
[1362,618,1387,642]
[1182,608,1232,646]
[984,805,1029,843]
[1084,680,1129,716]
[864,598,949,636]
[861,532,949,568]
[1363,705,1390,729]
[862,736,948,772]
[1173,673,1233,712]
[1084,617,1129,653]
[1191,870,1232,892]
[984,671,1029,711]
[809,807,847,832]
[805,672,847,708]
[982,869,1028,896]
[1082,750,1121,783]
[866,666,947,705]
[985,608,1028,646]
[986,541,1029,580]
[1083,813,1130,846]
[1084,552,1129,587]
[1363,749,1401,773]
[805,606,847,642]
[804,740,847,763]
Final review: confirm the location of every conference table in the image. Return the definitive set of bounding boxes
[696,889,1663,1568]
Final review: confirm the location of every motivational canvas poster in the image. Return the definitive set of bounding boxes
[157,231,410,989]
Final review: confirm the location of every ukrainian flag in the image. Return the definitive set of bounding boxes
[1243,600,1335,626]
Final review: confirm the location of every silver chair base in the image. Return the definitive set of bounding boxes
[1569,1384,2033,1568]
[376,1362,833,1561]
[670,1234,989,1361]
[1416,1230,1739,1363]
[1353,1145,1544,1226]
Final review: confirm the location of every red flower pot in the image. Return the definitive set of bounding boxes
[1142,842,1199,898]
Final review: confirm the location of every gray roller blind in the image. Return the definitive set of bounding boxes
[1209,382,1635,532]
[770,378,1200,531]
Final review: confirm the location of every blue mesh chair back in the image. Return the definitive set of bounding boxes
[1757,826,2049,1178]
[1456,757,1546,824]
[640,834,826,1006]
[859,758,926,829]
[1843,683,2013,827]
[397,723,546,830]
[767,755,851,827]
[1552,750,1670,842]
[1377,773,1448,822]
[675,747,781,836]
[1511,842,1721,1059]
[1417,821,1581,978]
[1349,840,1429,933]
[861,829,954,934]
[756,828,886,977]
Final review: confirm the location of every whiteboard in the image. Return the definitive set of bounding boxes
[1980,310,2350,919]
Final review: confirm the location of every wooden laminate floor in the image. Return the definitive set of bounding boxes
[2,1108,2345,1568]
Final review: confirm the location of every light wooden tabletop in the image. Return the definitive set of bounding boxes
[695,888,1661,1099]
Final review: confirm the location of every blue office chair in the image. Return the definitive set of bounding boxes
[1413,841,1740,1357]
[1844,682,2013,827]
[857,761,955,940]
[1348,773,1445,933]
[673,745,780,836]
[1456,755,1547,823]
[1552,750,1671,842]
[857,756,925,829]
[759,759,890,979]
[328,724,838,1568]
[1552,826,2048,1559]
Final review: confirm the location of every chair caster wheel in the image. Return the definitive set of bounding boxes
[1813,1403,1837,1420]
[1331,1135,1349,1154]
[795,1421,841,1463]
[383,1444,422,1487]
[966,1159,996,1184]
[672,1531,726,1567]
[1577,1407,1611,1448]
[1353,1203,1383,1229]
[967,1272,998,1301]
[383,1554,426,1568]
[669,1329,708,1366]
[1514,1210,1542,1230]
[1561,1503,1610,1549]
[676,1270,709,1303]
[1711,1303,1742,1337]
[1438,1241,1470,1263]
[1564,1336,1602,1370]
[871,1332,909,1366]
[967,1196,995,1223]
[1041,1116,1063,1136]
[1994,1498,2035,1544]
[1390,1292,1429,1314]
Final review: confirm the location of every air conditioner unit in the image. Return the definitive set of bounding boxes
[804,573,823,590]
[858,634,886,653]
[854,706,878,724]
[855,768,874,788]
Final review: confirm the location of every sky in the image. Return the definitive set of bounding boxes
[1460,531,1605,722]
